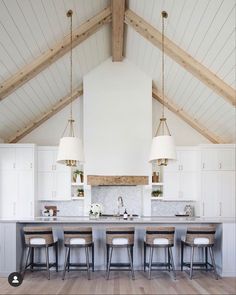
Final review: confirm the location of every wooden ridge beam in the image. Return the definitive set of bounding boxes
[111,0,125,61]
[0,7,112,100]
[152,87,225,144]
[125,9,236,106]
[8,87,83,143]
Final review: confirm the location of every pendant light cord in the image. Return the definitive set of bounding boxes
[66,10,74,137]
[70,11,73,123]
[161,12,166,119]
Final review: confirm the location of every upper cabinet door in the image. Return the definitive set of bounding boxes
[180,150,198,172]
[15,148,33,170]
[38,150,54,172]
[163,151,181,172]
[0,148,15,170]
[201,149,218,171]
[218,149,235,171]
[163,171,180,200]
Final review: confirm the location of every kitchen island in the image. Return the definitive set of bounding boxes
[0,217,235,278]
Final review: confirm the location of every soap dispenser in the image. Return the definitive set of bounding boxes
[123,209,128,220]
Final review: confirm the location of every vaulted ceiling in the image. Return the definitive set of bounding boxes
[0,0,235,143]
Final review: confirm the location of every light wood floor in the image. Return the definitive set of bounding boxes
[0,271,235,295]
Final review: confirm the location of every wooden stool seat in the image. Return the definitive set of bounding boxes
[62,227,94,280]
[144,226,176,280]
[181,226,218,280]
[23,226,58,280]
[106,227,135,280]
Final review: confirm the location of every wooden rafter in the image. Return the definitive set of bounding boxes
[8,87,83,143]
[111,0,125,61]
[0,7,112,101]
[152,87,225,144]
[125,9,236,106]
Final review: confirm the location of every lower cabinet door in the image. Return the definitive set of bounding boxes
[201,172,219,217]
[220,171,235,217]
[18,171,34,218]
[0,171,17,218]
[54,171,71,200]
[163,171,180,200]
[38,172,54,200]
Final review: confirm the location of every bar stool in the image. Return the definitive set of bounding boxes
[181,226,218,279]
[106,227,135,280]
[23,226,58,280]
[144,226,176,280]
[62,227,94,280]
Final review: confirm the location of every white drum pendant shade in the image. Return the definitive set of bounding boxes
[57,136,84,165]
[149,135,176,162]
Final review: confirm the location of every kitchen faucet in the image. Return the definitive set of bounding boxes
[117,196,124,215]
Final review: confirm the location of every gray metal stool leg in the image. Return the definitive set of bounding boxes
[205,247,208,270]
[23,247,31,277]
[190,246,194,280]
[45,246,50,280]
[148,246,154,280]
[169,247,176,280]
[209,247,218,280]
[85,246,91,280]
[106,246,113,280]
[128,246,135,280]
[30,248,34,272]
[62,247,69,280]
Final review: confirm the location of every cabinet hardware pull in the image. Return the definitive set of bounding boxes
[202,202,205,216]
[30,163,33,169]
[13,163,16,169]
[219,163,222,169]
[219,202,222,216]
[202,163,205,169]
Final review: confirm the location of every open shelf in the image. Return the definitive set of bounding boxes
[71,183,84,186]
[71,196,85,200]
[152,182,164,186]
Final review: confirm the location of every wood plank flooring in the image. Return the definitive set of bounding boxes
[0,271,235,295]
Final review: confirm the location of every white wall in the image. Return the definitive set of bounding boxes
[19,99,83,145]
[153,99,210,145]
[83,58,152,175]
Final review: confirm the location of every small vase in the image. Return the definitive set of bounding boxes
[80,174,84,183]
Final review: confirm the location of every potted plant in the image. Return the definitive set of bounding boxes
[73,170,84,183]
[151,190,162,198]
[77,188,84,197]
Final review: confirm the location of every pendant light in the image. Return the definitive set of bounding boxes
[149,11,176,166]
[57,10,84,167]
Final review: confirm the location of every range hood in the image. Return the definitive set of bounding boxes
[87,175,148,186]
[83,59,152,185]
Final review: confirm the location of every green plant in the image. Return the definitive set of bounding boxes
[74,170,83,175]
[151,190,162,197]
[77,188,84,197]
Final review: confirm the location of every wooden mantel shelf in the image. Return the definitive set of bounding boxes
[87,175,148,186]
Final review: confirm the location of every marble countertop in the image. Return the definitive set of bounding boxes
[0,216,235,224]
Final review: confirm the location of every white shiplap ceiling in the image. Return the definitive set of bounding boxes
[0,0,235,143]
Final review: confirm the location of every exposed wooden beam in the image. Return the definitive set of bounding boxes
[125,9,236,106]
[8,87,83,143]
[111,0,125,61]
[152,87,225,144]
[0,7,112,101]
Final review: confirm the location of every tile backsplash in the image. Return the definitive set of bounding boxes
[151,200,195,216]
[39,200,84,216]
[91,186,143,216]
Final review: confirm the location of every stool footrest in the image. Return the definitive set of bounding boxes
[144,262,171,268]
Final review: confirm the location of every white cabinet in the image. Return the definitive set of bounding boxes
[0,144,35,219]
[200,145,235,218]
[201,148,235,171]
[163,148,199,200]
[37,147,71,201]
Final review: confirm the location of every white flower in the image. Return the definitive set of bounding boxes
[90,203,102,216]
